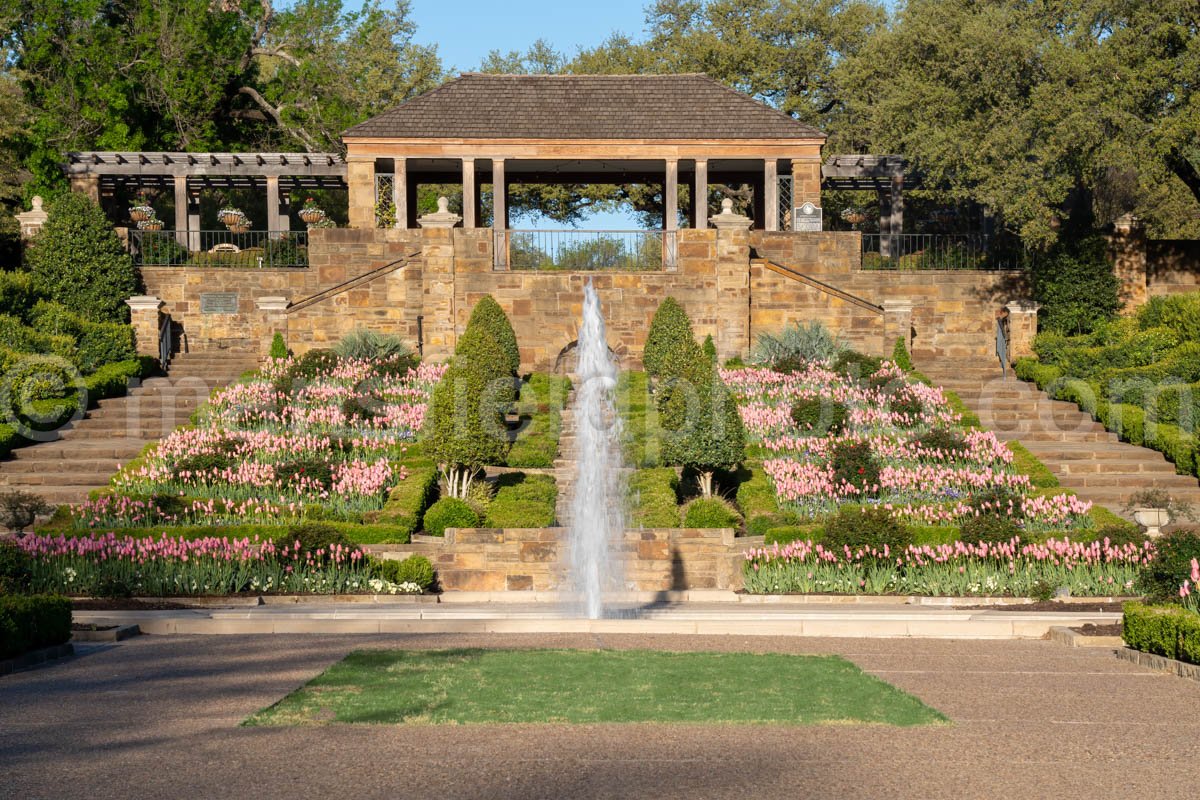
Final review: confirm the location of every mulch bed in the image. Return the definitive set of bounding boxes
[1071,623,1124,637]
[72,599,194,611]
[963,601,1129,613]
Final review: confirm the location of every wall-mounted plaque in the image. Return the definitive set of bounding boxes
[793,202,823,232]
[200,292,239,314]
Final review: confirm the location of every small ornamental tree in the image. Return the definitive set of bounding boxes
[643,297,701,380]
[702,333,717,364]
[466,294,520,375]
[26,193,140,324]
[659,356,746,498]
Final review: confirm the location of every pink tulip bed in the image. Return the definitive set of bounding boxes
[742,537,1149,596]
[73,356,446,530]
[722,363,1094,535]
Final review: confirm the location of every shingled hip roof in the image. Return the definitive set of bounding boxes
[344,73,825,141]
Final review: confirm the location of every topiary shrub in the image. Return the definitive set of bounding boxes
[682,496,742,528]
[0,271,45,322]
[25,193,140,324]
[374,554,436,591]
[830,440,880,492]
[659,362,746,497]
[628,468,682,528]
[643,297,700,380]
[269,332,289,359]
[789,397,848,435]
[702,333,717,364]
[0,540,32,594]
[959,513,1021,545]
[822,506,913,552]
[914,428,969,459]
[422,497,480,536]
[1137,528,1200,602]
[465,295,520,375]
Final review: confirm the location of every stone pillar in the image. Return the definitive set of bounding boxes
[1006,301,1041,363]
[173,177,189,249]
[15,196,48,241]
[882,300,914,354]
[392,157,407,230]
[764,159,779,231]
[887,175,905,256]
[69,174,101,204]
[187,192,201,253]
[1111,213,1148,310]
[790,157,822,227]
[255,296,290,357]
[418,197,462,359]
[126,295,164,360]
[709,199,752,360]
[266,176,281,235]
[694,159,708,230]
[665,159,679,231]
[493,158,507,230]
[462,157,477,229]
[347,159,376,229]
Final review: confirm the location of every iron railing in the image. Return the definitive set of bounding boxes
[861,233,1032,271]
[158,313,173,370]
[495,230,677,271]
[778,175,794,230]
[130,230,309,268]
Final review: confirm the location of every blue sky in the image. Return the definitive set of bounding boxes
[408,0,650,74]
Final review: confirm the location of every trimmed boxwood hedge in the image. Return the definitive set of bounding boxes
[0,594,72,660]
[483,473,557,528]
[1123,602,1200,665]
[627,468,681,528]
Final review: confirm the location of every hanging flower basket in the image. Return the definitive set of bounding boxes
[218,208,244,228]
[129,204,155,223]
[299,207,325,225]
[228,216,252,233]
[137,218,164,231]
[840,209,867,226]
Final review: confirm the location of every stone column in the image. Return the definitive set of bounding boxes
[709,199,752,360]
[69,174,101,204]
[1111,213,1148,310]
[173,176,189,249]
[392,157,408,230]
[126,295,164,360]
[1006,301,1041,363]
[764,159,779,231]
[665,159,679,231]
[347,159,376,229]
[462,157,477,229]
[790,157,822,227]
[15,196,48,241]
[493,158,507,269]
[418,197,462,359]
[255,296,290,357]
[694,159,708,230]
[266,176,281,236]
[882,300,914,355]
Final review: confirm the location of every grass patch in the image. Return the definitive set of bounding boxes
[245,648,947,727]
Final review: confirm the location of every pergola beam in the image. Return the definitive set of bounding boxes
[66,151,346,179]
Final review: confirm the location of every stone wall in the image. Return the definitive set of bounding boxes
[1147,239,1200,297]
[377,526,744,592]
[136,225,1026,369]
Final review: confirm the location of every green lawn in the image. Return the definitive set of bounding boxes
[245,648,947,726]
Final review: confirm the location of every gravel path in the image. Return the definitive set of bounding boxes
[2,634,1197,799]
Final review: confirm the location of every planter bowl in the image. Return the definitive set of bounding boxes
[1133,507,1171,537]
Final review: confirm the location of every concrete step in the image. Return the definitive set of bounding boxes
[0,471,118,487]
[9,441,147,460]
[0,458,125,474]
[994,430,1117,443]
[1041,459,1177,475]
[1068,473,1199,489]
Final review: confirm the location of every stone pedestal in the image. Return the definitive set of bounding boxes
[126,295,164,360]
[347,160,376,229]
[15,196,48,240]
[418,197,462,360]
[1111,214,1148,311]
[255,296,290,357]
[1006,301,1041,363]
[882,300,914,355]
[709,199,752,360]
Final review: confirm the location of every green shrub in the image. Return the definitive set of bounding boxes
[628,468,682,528]
[822,505,913,552]
[888,394,923,423]
[643,297,700,380]
[915,428,969,459]
[1089,522,1144,547]
[1122,602,1200,664]
[1031,235,1120,335]
[26,193,140,324]
[334,327,416,366]
[830,440,880,492]
[959,514,1021,545]
[374,554,436,591]
[752,320,845,367]
[0,594,72,659]
[288,349,340,380]
[0,540,32,593]
[682,496,742,528]
[833,350,882,381]
[892,337,914,371]
[269,332,288,359]
[73,322,136,372]
[423,343,512,491]
[735,467,778,523]
[0,271,45,321]
[85,359,150,402]
[1137,528,1200,602]
[271,522,353,557]
[659,363,745,497]
[465,296,520,375]
[371,464,438,542]
[763,525,819,545]
[702,333,717,364]
[1137,293,1200,343]
[483,473,557,528]
[422,497,480,536]
[789,397,848,435]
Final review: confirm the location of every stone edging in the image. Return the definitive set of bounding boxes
[71,624,141,643]
[1048,625,1123,649]
[1115,646,1200,683]
[0,643,74,676]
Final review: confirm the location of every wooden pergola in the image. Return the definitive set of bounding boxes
[341,73,828,233]
[65,151,347,245]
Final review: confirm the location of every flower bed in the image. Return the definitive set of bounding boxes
[743,537,1149,596]
[79,357,445,529]
[722,362,1093,535]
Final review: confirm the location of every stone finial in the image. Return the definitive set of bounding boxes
[710,197,751,230]
[418,195,463,229]
[125,295,164,313]
[16,196,49,240]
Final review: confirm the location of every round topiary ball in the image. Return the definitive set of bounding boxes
[422,497,481,537]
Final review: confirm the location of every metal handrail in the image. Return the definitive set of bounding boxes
[996,315,1009,379]
[495,229,677,271]
[159,313,173,370]
[130,230,309,268]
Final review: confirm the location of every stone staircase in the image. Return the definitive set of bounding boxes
[0,351,258,508]
[919,360,1200,516]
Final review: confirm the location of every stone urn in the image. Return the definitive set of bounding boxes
[1133,507,1171,538]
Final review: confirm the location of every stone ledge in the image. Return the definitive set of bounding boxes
[0,642,74,676]
[1115,646,1200,682]
[71,624,141,643]
[1048,625,1123,649]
